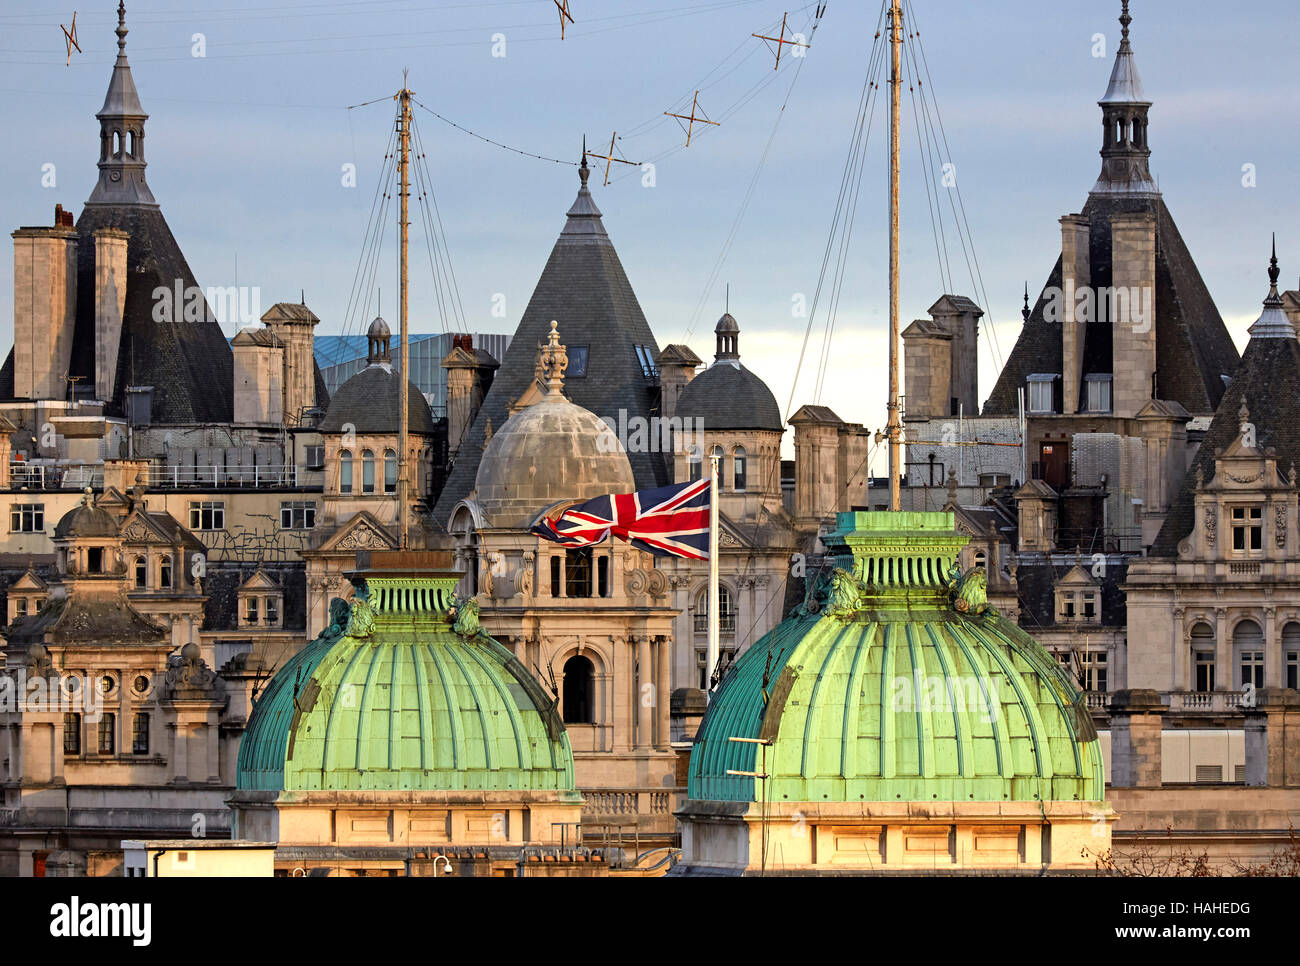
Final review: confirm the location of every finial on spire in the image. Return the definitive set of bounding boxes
[1021,283,1031,323]
[542,320,569,396]
[579,136,590,187]
[1269,232,1281,296]
[116,1,128,54]
[1119,0,1131,48]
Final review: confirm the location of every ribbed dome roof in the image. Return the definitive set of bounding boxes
[474,395,634,529]
[237,564,575,794]
[690,512,1104,805]
[54,498,119,539]
[318,363,435,435]
[676,362,782,432]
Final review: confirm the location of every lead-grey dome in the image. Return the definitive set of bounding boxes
[319,364,435,435]
[54,500,118,539]
[473,396,634,529]
[676,362,783,432]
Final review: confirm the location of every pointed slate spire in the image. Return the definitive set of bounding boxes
[1247,236,1296,340]
[87,2,155,205]
[1092,0,1157,197]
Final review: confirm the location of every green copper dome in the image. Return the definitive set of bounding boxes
[237,559,575,794]
[689,512,1104,805]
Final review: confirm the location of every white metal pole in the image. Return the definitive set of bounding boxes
[707,452,720,699]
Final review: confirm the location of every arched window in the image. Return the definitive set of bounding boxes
[112,130,121,156]
[362,450,375,493]
[126,131,134,157]
[1190,622,1216,692]
[973,550,987,571]
[711,445,724,481]
[339,450,353,493]
[733,446,747,491]
[1282,621,1300,691]
[696,585,735,634]
[1233,619,1265,690]
[159,557,172,589]
[384,449,397,493]
[687,446,702,481]
[134,556,147,589]
[562,655,595,724]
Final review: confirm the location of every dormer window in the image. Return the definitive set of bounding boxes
[1084,374,1112,413]
[1231,506,1263,554]
[1027,374,1057,414]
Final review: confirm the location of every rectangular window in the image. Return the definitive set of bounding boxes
[1240,650,1264,690]
[1287,653,1299,691]
[550,556,561,598]
[246,598,259,624]
[1084,375,1113,413]
[1082,592,1096,620]
[1194,651,1216,693]
[10,504,44,533]
[98,713,115,755]
[1081,651,1108,693]
[1231,506,1263,552]
[160,558,172,588]
[189,501,225,531]
[266,597,278,625]
[1060,596,1076,621]
[695,647,737,690]
[1027,377,1055,414]
[565,549,593,599]
[63,713,81,755]
[597,555,609,598]
[16,598,28,617]
[280,501,317,529]
[305,444,325,469]
[567,345,589,378]
[87,547,103,573]
[132,713,149,755]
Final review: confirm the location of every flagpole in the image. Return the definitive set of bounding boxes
[707,452,720,700]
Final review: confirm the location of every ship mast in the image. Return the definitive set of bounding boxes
[886,0,903,512]
[396,75,413,549]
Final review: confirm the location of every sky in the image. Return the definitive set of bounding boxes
[1,0,1297,468]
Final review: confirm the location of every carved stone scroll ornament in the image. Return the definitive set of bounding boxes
[1204,505,1216,547]
[1276,504,1287,548]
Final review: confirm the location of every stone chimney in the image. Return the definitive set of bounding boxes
[12,209,79,401]
[231,327,283,425]
[1110,211,1158,418]
[261,302,320,425]
[1059,214,1091,415]
[655,344,702,422]
[93,227,129,403]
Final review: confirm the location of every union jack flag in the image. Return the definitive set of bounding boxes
[530,477,711,560]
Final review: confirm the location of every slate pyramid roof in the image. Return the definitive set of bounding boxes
[0,6,233,423]
[982,195,1239,418]
[1151,253,1300,556]
[430,157,665,528]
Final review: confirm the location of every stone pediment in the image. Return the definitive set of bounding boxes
[9,569,47,593]
[119,509,178,546]
[1014,479,1057,500]
[316,511,398,554]
[1057,563,1100,588]
[238,568,281,592]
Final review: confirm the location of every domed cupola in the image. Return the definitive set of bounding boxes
[678,511,1110,873]
[318,315,434,435]
[472,321,634,529]
[675,312,782,432]
[236,551,576,794]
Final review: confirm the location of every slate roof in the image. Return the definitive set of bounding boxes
[6,594,166,646]
[983,194,1239,418]
[200,563,307,632]
[430,161,666,528]
[676,361,783,432]
[318,363,435,435]
[1014,558,1129,631]
[1151,330,1300,556]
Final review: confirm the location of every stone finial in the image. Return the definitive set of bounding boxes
[1194,463,1204,490]
[116,0,128,54]
[1118,0,1131,48]
[1021,283,1031,324]
[945,468,959,504]
[1290,462,1297,488]
[541,321,569,397]
[1239,396,1250,424]
[579,137,590,188]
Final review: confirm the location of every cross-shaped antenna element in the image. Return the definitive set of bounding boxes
[61,11,81,66]
[554,0,574,40]
[752,12,809,70]
[583,132,638,186]
[664,91,719,148]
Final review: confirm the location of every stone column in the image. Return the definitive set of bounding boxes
[655,636,671,751]
[1265,607,1281,690]
[1109,689,1166,787]
[1244,688,1300,787]
[1215,608,1230,692]
[636,636,652,750]
[1171,608,1186,693]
